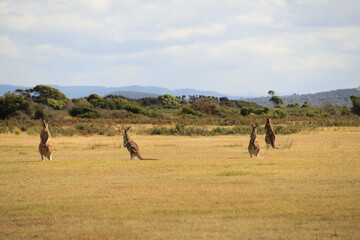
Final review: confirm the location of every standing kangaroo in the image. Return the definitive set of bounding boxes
[38,119,53,161]
[248,124,260,158]
[122,126,157,160]
[265,117,276,149]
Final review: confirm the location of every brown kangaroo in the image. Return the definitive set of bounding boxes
[122,126,157,160]
[248,124,260,158]
[265,117,276,149]
[38,119,53,161]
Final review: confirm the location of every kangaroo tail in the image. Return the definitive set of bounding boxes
[138,154,158,160]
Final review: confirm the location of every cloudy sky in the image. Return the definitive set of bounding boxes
[0,0,359,96]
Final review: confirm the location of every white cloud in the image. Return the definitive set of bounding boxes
[272,53,348,72]
[295,0,325,4]
[156,24,226,41]
[0,36,23,58]
[32,44,83,59]
[235,12,276,26]
[341,41,360,51]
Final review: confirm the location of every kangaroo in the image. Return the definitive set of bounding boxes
[38,119,53,161]
[248,124,260,158]
[122,126,157,160]
[265,117,276,149]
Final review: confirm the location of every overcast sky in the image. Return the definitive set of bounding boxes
[0,0,359,96]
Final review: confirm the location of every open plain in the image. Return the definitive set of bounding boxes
[0,127,359,240]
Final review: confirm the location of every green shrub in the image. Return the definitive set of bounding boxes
[69,105,102,118]
[158,94,181,108]
[0,92,34,119]
[306,111,317,117]
[350,96,360,115]
[124,103,143,114]
[321,112,331,117]
[46,98,67,110]
[272,109,288,119]
[34,105,45,119]
[240,107,251,116]
[180,106,201,116]
[287,103,299,108]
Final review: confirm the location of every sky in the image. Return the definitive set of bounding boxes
[0,0,359,97]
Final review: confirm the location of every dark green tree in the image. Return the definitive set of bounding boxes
[301,102,310,108]
[350,95,360,115]
[16,85,69,110]
[0,92,34,119]
[268,90,283,108]
[69,105,102,118]
[287,103,299,108]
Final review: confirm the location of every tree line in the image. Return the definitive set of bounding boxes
[1,84,360,120]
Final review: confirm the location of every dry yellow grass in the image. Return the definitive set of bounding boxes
[0,127,359,240]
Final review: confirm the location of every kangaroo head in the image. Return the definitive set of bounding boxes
[123,126,131,136]
[251,124,258,133]
[41,119,49,129]
[266,117,272,125]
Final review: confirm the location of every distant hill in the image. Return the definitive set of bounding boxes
[109,91,159,99]
[245,87,360,107]
[0,85,33,95]
[108,86,227,98]
[0,84,227,99]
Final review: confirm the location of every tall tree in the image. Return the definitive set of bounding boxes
[350,95,360,115]
[0,92,34,119]
[16,85,69,109]
[268,90,283,108]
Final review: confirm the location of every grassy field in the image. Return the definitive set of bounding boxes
[0,127,359,240]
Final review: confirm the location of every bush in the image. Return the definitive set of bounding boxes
[34,105,45,119]
[240,107,251,116]
[180,105,201,116]
[350,96,360,115]
[306,111,317,117]
[322,102,340,116]
[158,94,181,108]
[240,107,269,116]
[191,98,220,115]
[47,98,67,110]
[0,92,34,119]
[69,105,102,118]
[272,109,288,119]
[147,125,253,136]
[287,103,299,108]
[124,103,143,114]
